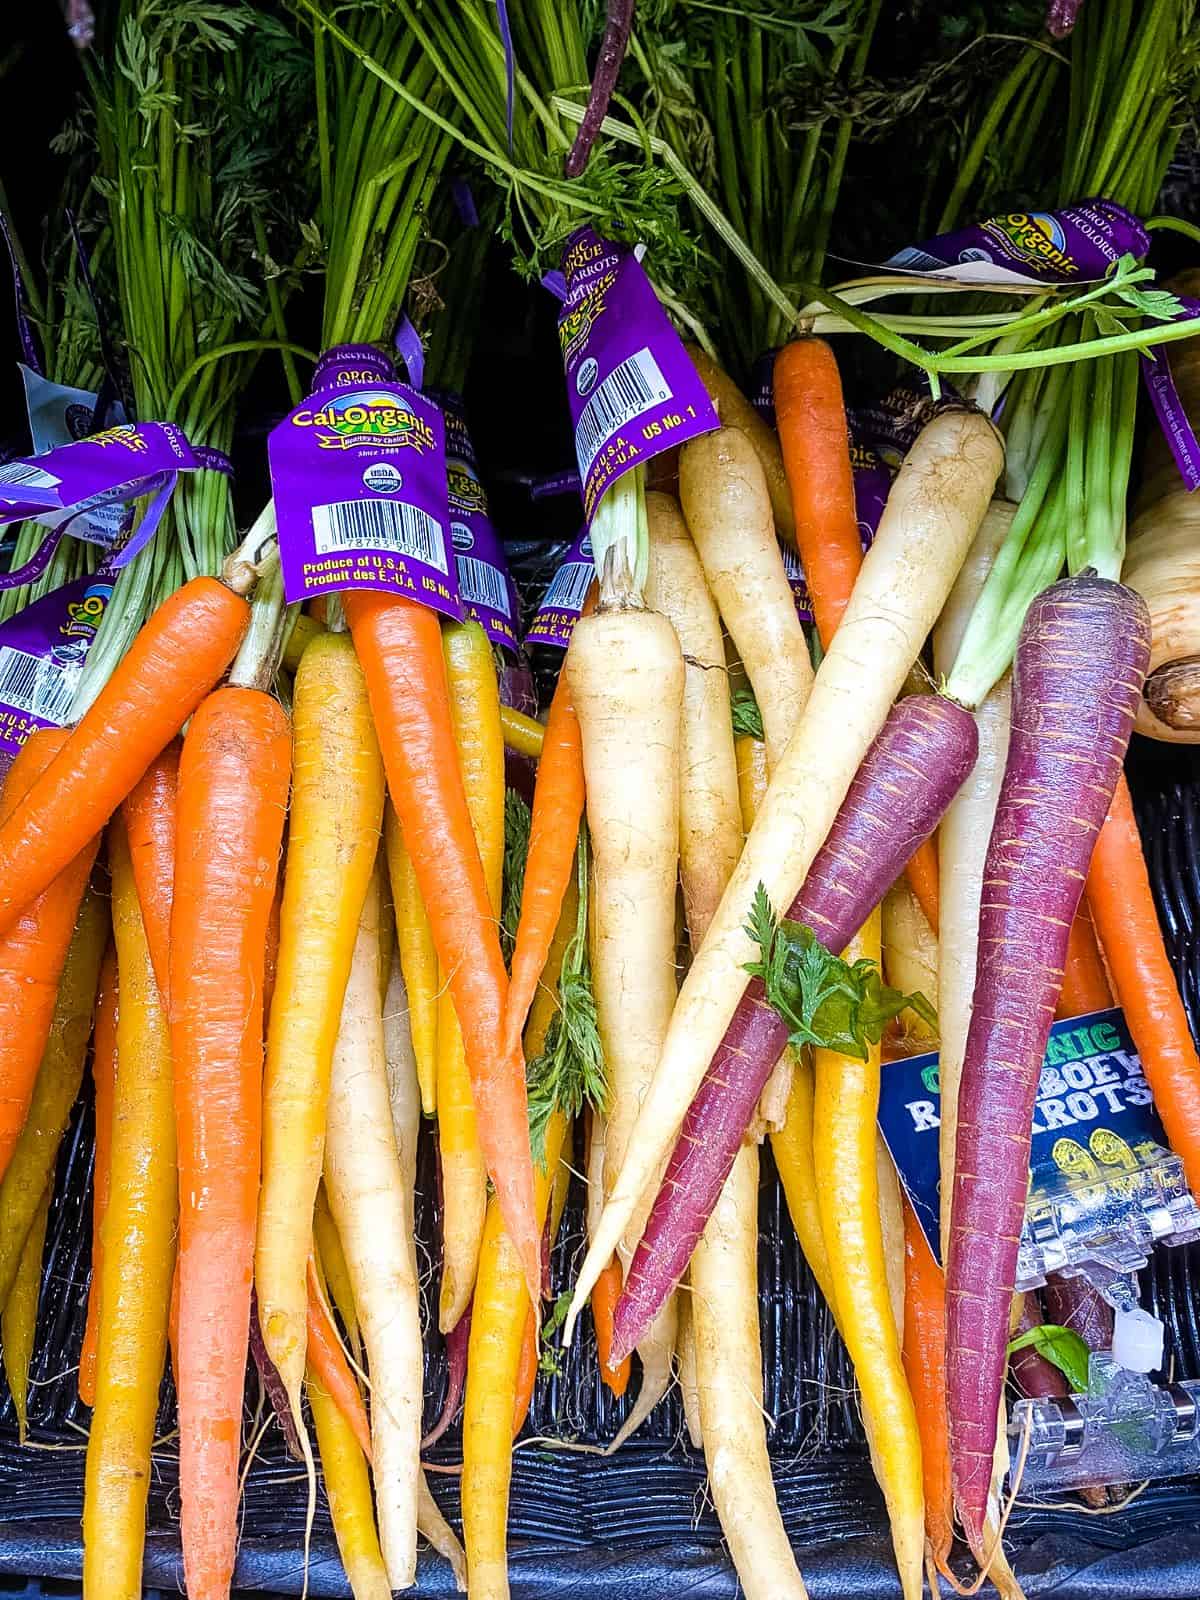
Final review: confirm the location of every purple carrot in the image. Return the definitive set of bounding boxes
[500,656,538,805]
[248,1286,303,1462]
[1044,1272,1114,1355]
[564,0,636,178]
[610,692,979,1365]
[422,1301,472,1449]
[946,574,1150,1556]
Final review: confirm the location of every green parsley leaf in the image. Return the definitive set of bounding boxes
[744,882,935,1059]
[1007,1323,1091,1395]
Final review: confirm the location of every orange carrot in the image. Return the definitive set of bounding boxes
[0,576,249,936]
[773,337,863,651]
[1087,773,1200,1195]
[512,1310,538,1439]
[503,670,584,1061]
[1056,900,1112,1021]
[774,335,938,923]
[901,1198,953,1576]
[0,729,100,1183]
[904,841,940,939]
[592,1257,631,1400]
[344,592,538,1305]
[307,1258,372,1461]
[80,941,118,1408]
[170,684,290,1600]
[122,741,180,1003]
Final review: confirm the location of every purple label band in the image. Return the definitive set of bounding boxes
[0,471,177,590]
[1140,303,1200,493]
[495,0,516,153]
[529,466,583,501]
[310,343,398,394]
[0,213,41,375]
[393,313,425,393]
[451,178,480,229]
[557,227,719,523]
[886,199,1149,285]
[66,207,129,419]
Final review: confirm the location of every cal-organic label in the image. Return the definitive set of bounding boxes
[270,345,462,617]
[878,1008,1169,1264]
[0,573,113,758]
[437,393,520,651]
[557,228,718,524]
[525,527,593,649]
[886,199,1149,285]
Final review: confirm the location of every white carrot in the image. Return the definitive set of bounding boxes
[932,500,1015,1263]
[382,947,421,1260]
[692,1144,809,1599]
[675,1292,704,1450]
[566,597,685,1441]
[324,873,423,1591]
[644,492,742,943]
[566,406,1003,1337]
[679,428,813,770]
[881,881,939,1052]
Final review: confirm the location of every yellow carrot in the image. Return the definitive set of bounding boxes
[308,1366,391,1600]
[463,1111,568,1600]
[314,1183,361,1367]
[438,620,506,1331]
[0,886,106,1309]
[384,804,439,1116]
[499,703,545,760]
[256,631,385,1427]
[83,821,177,1600]
[3,1181,50,1443]
[813,910,923,1600]
[771,1056,837,1314]
[460,880,577,1600]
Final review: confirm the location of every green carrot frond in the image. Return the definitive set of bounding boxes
[745,882,935,1060]
[526,827,606,1166]
[502,789,533,964]
[730,684,765,742]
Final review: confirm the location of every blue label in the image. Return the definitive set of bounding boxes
[878,1008,1168,1263]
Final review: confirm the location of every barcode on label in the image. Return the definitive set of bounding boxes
[0,646,75,724]
[312,499,447,573]
[457,555,512,618]
[575,348,669,473]
[885,247,947,273]
[540,560,593,614]
[0,461,61,492]
[781,544,804,582]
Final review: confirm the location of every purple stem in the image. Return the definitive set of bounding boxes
[611,693,980,1365]
[564,0,636,179]
[1046,0,1083,38]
